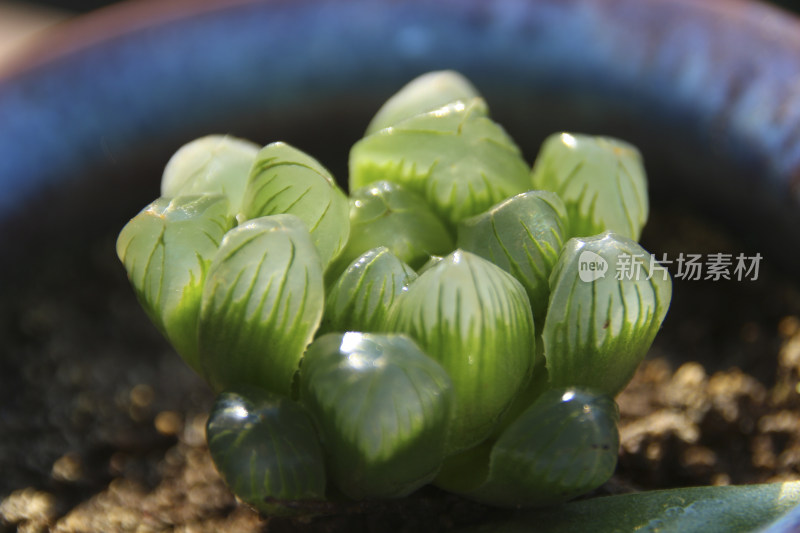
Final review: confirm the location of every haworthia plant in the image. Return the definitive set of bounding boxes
[116,71,685,519]
[531,133,649,240]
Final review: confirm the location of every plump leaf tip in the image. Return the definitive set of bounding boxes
[206,386,327,516]
[543,231,672,397]
[350,98,530,228]
[198,214,325,395]
[384,250,536,453]
[531,132,649,240]
[160,134,259,216]
[116,194,233,373]
[299,332,453,499]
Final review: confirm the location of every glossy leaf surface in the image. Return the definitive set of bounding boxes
[464,388,619,507]
[206,387,327,516]
[116,194,233,373]
[531,133,648,240]
[543,232,672,397]
[365,70,480,135]
[350,99,530,228]
[328,180,454,277]
[384,250,535,452]
[160,135,259,215]
[299,332,453,499]
[458,190,569,324]
[466,482,800,533]
[323,247,417,334]
[242,142,349,267]
[198,214,324,395]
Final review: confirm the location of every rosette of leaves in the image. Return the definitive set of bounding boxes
[116,71,683,519]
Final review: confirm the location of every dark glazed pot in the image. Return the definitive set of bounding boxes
[1,0,800,527]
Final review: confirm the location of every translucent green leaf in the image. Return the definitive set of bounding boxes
[384,250,535,452]
[116,195,233,374]
[465,482,800,533]
[198,214,325,395]
[366,70,481,135]
[327,181,454,278]
[458,191,569,324]
[206,386,327,516]
[160,135,259,215]
[299,332,453,499]
[350,99,530,228]
[461,388,619,507]
[322,247,417,334]
[543,232,672,397]
[531,133,649,240]
[241,142,350,267]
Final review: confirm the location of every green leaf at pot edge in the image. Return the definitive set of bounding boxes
[116,194,233,374]
[457,190,569,324]
[160,135,259,215]
[198,214,324,395]
[241,142,349,267]
[299,332,453,500]
[543,231,672,397]
[460,388,619,507]
[384,250,535,453]
[350,98,530,228]
[365,70,481,135]
[206,386,327,516]
[327,180,454,279]
[530,132,649,240]
[322,247,417,335]
[462,482,800,533]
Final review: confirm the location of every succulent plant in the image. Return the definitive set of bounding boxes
[117,71,675,515]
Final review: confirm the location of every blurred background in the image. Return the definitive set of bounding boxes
[0,0,798,71]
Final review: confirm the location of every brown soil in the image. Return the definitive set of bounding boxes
[2,211,800,532]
